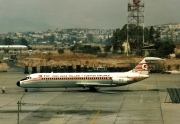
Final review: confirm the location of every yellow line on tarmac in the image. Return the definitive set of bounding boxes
[90,110,100,124]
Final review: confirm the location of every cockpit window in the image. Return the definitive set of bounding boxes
[26,76,31,79]
[21,78,27,81]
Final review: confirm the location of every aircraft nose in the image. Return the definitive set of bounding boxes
[17,81,20,87]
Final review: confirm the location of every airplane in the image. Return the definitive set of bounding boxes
[0,45,28,50]
[16,57,162,92]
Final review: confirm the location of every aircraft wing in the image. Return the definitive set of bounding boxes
[76,82,116,87]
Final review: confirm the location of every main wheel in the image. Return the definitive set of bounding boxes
[89,87,98,92]
[25,89,28,92]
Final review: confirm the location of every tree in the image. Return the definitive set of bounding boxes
[58,49,64,54]
[104,44,112,53]
[2,38,14,53]
[20,38,28,46]
[0,37,3,45]
[91,46,101,54]
[49,34,55,44]
[154,41,175,57]
[70,43,83,52]
[3,38,14,45]
[154,29,161,40]
[111,24,145,55]
[70,44,101,54]
[149,26,155,43]
[111,28,124,53]
[144,28,149,43]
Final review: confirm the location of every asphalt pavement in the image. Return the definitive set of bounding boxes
[0,70,180,124]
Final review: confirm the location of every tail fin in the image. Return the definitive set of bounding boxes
[130,57,162,74]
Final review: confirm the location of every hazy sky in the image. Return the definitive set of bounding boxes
[0,0,179,32]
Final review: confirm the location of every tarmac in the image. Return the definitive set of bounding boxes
[0,70,180,124]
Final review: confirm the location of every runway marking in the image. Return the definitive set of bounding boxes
[90,110,100,124]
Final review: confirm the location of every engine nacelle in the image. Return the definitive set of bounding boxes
[112,77,133,84]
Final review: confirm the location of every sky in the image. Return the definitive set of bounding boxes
[0,0,179,33]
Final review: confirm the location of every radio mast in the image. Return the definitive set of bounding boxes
[127,0,145,55]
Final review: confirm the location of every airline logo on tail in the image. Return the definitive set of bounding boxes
[131,57,162,74]
[142,64,148,70]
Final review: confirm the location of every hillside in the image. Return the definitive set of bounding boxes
[1,52,180,72]
[16,53,180,71]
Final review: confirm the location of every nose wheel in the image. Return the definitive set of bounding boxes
[25,89,28,92]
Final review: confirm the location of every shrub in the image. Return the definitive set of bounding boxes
[58,49,64,54]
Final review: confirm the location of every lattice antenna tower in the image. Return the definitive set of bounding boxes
[127,0,145,55]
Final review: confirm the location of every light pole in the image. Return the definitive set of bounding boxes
[17,93,26,124]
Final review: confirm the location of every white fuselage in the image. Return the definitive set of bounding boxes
[16,57,162,91]
[17,72,149,89]
[0,45,27,50]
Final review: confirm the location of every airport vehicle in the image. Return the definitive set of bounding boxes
[16,57,162,92]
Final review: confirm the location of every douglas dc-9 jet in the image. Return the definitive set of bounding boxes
[17,57,162,92]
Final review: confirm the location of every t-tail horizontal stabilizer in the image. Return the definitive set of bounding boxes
[130,57,162,75]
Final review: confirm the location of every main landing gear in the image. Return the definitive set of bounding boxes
[89,87,99,92]
[25,89,28,92]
